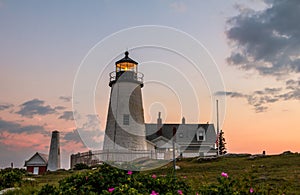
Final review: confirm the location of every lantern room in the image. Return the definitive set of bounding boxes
[109,51,144,87]
[115,51,138,72]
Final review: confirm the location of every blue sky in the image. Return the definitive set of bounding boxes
[0,0,299,169]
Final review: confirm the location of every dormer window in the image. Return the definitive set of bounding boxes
[196,129,205,141]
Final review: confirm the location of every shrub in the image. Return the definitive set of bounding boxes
[73,163,90,170]
[36,164,289,194]
[37,184,58,195]
[38,163,191,194]
[0,168,25,190]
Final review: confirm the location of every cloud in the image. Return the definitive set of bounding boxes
[82,114,100,129]
[226,0,300,77]
[16,99,57,118]
[215,81,299,112]
[0,103,13,111]
[286,78,300,90]
[276,79,300,100]
[215,90,275,112]
[0,130,49,153]
[279,78,300,100]
[63,130,83,143]
[73,114,104,150]
[0,118,45,134]
[58,111,74,121]
[170,1,187,13]
[63,129,103,150]
[54,106,66,110]
[214,91,246,98]
[59,96,72,102]
[253,87,282,96]
[254,106,268,113]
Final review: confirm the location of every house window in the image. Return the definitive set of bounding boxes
[123,114,129,125]
[197,131,205,141]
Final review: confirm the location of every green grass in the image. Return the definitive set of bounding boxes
[145,153,300,193]
[30,169,74,187]
[11,153,300,194]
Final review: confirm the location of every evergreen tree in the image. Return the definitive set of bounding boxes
[218,130,227,155]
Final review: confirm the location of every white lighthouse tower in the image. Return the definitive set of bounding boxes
[103,51,148,152]
[47,130,61,171]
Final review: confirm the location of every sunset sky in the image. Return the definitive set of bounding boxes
[0,0,299,169]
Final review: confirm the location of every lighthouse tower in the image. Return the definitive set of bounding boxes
[103,51,147,152]
[47,130,61,171]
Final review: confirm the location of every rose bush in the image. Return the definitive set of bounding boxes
[35,164,288,194]
[37,163,191,194]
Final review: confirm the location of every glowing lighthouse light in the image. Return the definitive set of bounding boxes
[116,51,137,72]
[109,51,143,87]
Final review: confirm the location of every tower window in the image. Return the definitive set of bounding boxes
[123,114,129,125]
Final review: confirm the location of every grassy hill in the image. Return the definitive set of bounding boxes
[3,152,300,194]
[148,153,300,193]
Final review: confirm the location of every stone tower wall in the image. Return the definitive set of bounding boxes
[103,81,147,151]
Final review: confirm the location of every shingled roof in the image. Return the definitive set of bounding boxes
[146,123,212,142]
[24,152,48,166]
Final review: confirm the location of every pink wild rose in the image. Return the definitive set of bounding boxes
[152,174,157,179]
[221,172,228,178]
[127,170,133,175]
[108,187,115,193]
[178,189,183,194]
[150,190,159,195]
[250,187,254,193]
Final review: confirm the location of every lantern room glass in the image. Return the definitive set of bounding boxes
[116,61,137,72]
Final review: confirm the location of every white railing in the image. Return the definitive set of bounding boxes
[109,71,144,83]
[70,149,175,168]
